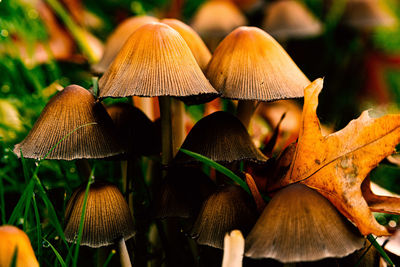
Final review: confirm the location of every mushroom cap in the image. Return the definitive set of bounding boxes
[245,184,365,263]
[343,0,396,30]
[191,1,247,39]
[91,16,158,75]
[263,0,322,40]
[191,185,258,249]
[105,102,160,157]
[99,22,218,104]
[0,225,39,267]
[13,85,123,160]
[64,180,135,248]
[155,167,216,218]
[206,26,310,101]
[161,18,211,72]
[173,111,268,164]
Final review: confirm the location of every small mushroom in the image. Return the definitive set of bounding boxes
[191,0,248,51]
[0,225,39,267]
[13,85,123,160]
[174,111,268,164]
[91,16,158,75]
[245,184,365,263]
[64,180,134,266]
[262,0,322,41]
[206,26,310,128]
[191,185,258,249]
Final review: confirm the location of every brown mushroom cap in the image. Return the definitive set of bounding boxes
[99,22,218,104]
[173,111,268,164]
[191,1,247,40]
[0,225,39,267]
[105,102,160,157]
[13,85,123,160]
[191,185,258,249]
[161,18,211,72]
[245,184,365,263]
[64,180,135,248]
[91,16,158,75]
[343,0,396,30]
[262,0,322,40]
[206,26,310,101]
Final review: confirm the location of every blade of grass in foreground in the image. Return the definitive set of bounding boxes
[32,193,42,262]
[103,249,116,267]
[43,238,67,267]
[72,166,95,267]
[367,235,393,266]
[0,174,5,224]
[8,178,35,225]
[179,149,250,194]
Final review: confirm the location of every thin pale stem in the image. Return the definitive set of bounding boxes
[236,100,259,129]
[171,98,185,156]
[159,96,173,176]
[118,238,132,267]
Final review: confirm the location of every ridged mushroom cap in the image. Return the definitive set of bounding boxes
[191,185,258,249]
[64,181,135,248]
[263,0,322,40]
[99,22,218,104]
[161,18,211,71]
[0,225,39,267]
[343,0,396,29]
[206,26,310,101]
[91,16,158,75]
[105,102,159,157]
[245,184,365,263]
[173,111,268,164]
[13,85,123,160]
[191,1,247,38]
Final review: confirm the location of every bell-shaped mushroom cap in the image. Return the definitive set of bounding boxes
[64,180,135,248]
[105,102,160,156]
[155,167,216,218]
[191,1,247,40]
[99,22,218,104]
[13,85,123,160]
[91,16,158,75]
[174,111,268,164]
[206,26,310,101]
[161,18,211,71]
[262,0,322,40]
[245,184,365,263]
[191,185,258,249]
[0,225,39,267]
[343,0,396,30]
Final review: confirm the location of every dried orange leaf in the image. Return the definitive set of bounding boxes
[270,78,400,236]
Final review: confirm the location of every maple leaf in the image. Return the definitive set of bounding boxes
[269,78,400,236]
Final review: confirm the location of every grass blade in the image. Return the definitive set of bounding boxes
[367,234,394,266]
[0,174,5,224]
[43,238,67,267]
[103,249,116,267]
[179,149,250,194]
[73,166,95,267]
[32,193,42,262]
[8,178,35,225]
[10,247,18,267]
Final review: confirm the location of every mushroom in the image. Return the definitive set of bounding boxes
[245,184,365,263]
[342,0,396,30]
[173,111,268,165]
[64,180,134,266]
[13,85,123,160]
[206,26,310,128]
[91,16,158,75]
[0,225,39,267]
[191,0,248,51]
[262,0,322,42]
[191,185,258,249]
[98,22,218,171]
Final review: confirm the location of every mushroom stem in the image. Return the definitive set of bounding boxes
[222,230,244,267]
[171,98,185,156]
[75,159,91,180]
[118,238,132,267]
[159,96,173,171]
[236,100,259,129]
